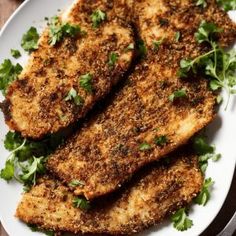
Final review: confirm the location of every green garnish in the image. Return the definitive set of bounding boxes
[49,16,82,46]
[217,0,236,11]
[0,59,22,95]
[137,40,147,59]
[169,89,187,102]
[91,10,106,28]
[21,27,39,52]
[73,197,90,210]
[65,88,84,106]
[171,208,193,231]
[194,178,214,206]
[175,31,181,42]
[125,43,135,52]
[69,179,85,187]
[178,21,236,109]
[0,131,63,189]
[11,49,21,59]
[193,136,221,173]
[153,38,164,51]
[79,73,93,93]
[139,142,151,151]
[108,52,118,68]
[154,135,168,146]
[196,0,207,7]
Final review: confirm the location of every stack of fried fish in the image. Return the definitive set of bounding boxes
[2,0,236,235]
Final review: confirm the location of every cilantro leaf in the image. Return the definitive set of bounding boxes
[91,10,106,28]
[108,52,118,68]
[171,208,193,231]
[195,178,214,206]
[21,27,39,52]
[0,59,22,95]
[65,88,84,106]
[0,159,14,181]
[217,0,236,11]
[49,16,82,46]
[154,135,168,147]
[69,179,85,187]
[11,49,21,59]
[73,197,90,210]
[169,89,187,102]
[139,142,151,151]
[79,73,93,93]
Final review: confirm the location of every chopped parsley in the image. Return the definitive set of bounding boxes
[196,0,207,7]
[154,135,168,147]
[139,142,151,151]
[169,89,187,102]
[193,136,221,173]
[73,197,90,210]
[79,73,93,93]
[125,43,135,52]
[137,40,147,59]
[171,208,193,231]
[21,27,39,52]
[178,21,236,109]
[11,49,21,59]
[217,0,236,11]
[91,10,106,28]
[108,52,118,68]
[65,88,84,106]
[194,178,214,206]
[153,38,164,51]
[175,31,181,42]
[69,179,85,187]
[0,59,22,95]
[49,16,82,46]
[0,131,63,189]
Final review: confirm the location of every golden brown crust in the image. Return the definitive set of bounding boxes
[47,0,236,199]
[16,150,203,235]
[3,0,134,139]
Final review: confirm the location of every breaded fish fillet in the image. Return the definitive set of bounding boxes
[16,150,203,235]
[1,0,134,139]
[47,0,236,199]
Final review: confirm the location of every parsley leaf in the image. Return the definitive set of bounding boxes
[217,0,236,11]
[196,0,207,7]
[169,89,187,102]
[49,16,82,46]
[108,52,118,68]
[139,142,151,151]
[21,27,39,52]
[125,43,135,52]
[154,135,168,147]
[11,49,21,59]
[91,10,106,28]
[79,73,93,93]
[171,208,193,231]
[73,197,90,210]
[65,88,84,106]
[0,59,22,95]
[0,159,14,181]
[137,40,147,59]
[175,31,181,42]
[69,179,85,187]
[153,38,164,51]
[194,178,214,206]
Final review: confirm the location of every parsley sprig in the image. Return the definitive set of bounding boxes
[65,88,84,106]
[0,59,22,95]
[91,10,106,28]
[21,27,39,52]
[79,73,93,93]
[217,0,236,11]
[171,208,193,231]
[178,21,236,109]
[73,197,90,210]
[49,16,83,46]
[0,132,63,189]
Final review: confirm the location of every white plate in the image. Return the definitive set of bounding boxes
[0,1,235,235]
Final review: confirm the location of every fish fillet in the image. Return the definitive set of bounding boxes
[16,149,203,235]
[47,0,236,199]
[1,0,134,139]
